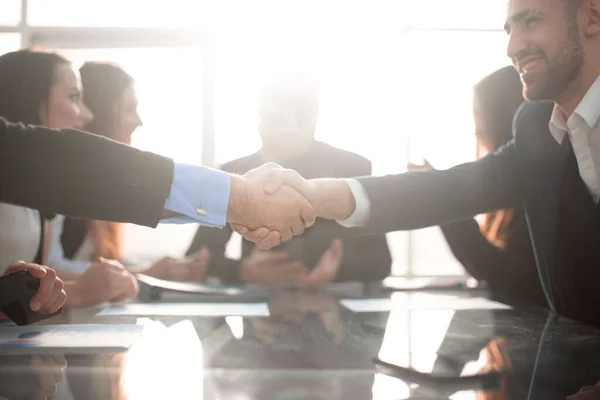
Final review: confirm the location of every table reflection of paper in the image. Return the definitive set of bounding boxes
[98,302,270,317]
[340,295,511,312]
[0,324,143,354]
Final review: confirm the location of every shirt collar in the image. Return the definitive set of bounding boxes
[548,74,600,144]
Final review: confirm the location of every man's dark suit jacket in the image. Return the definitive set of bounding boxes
[355,102,596,325]
[187,141,391,284]
[0,118,173,228]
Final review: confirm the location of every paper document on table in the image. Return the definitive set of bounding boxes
[0,324,143,354]
[340,294,511,312]
[97,302,270,317]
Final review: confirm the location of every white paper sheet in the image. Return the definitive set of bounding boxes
[0,324,143,354]
[340,295,511,312]
[97,302,270,317]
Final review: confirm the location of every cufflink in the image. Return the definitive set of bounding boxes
[195,206,208,216]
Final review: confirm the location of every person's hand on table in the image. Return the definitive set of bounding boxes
[0,261,66,318]
[406,158,433,171]
[568,381,600,400]
[64,258,139,308]
[227,163,317,249]
[240,246,307,286]
[145,247,210,282]
[297,238,343,288]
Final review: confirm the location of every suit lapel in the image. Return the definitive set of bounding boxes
[525,126,569,308]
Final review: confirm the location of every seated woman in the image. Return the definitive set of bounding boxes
[48,62,209,282]
[0,48,138,307]
[409,66,546,308]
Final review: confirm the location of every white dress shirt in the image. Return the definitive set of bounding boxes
[339,74,600,226]
[548,75,600,203]
[0,204,41,274]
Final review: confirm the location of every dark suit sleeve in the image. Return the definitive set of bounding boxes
[357,141,524,233]
[335,159,391,282]
[0,118,173,228]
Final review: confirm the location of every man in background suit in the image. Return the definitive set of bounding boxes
[187,72,391,286]
[241,0,600,327]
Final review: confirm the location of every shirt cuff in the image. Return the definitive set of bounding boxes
[162,163,230,227]
[337,178,371,227]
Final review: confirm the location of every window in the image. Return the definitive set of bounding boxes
[27,0,206,28]
[53,47,204,264]
[0,34,21,55]
[405,0,507,30]
[0,0,21,26]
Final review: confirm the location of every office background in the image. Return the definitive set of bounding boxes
[0,0,511,276]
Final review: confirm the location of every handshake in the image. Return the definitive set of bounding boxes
[225,163,356,249]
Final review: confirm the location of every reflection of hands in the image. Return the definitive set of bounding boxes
[227,163,317,249]
[0,354,67,400]
[568,381,600,400]
[3,261,66,314]
[240,247,307,286]
[267,291,344,344]
[30,354,67,399]
[145,247,210,282]
[65,258,139,307]
[297,239,343,288]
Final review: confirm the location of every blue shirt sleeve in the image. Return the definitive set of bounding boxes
[162,163,231,227]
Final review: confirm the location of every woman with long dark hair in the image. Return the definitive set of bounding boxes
[0,48,139,307]
[409,66,546,307]
[49,62,209,282]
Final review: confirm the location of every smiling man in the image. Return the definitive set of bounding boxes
[239,0,600,328]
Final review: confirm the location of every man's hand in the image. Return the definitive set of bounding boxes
[406,158,433,172]
[240,246,307,286]
[65,258,139,307]
[3,261,66,314]
[227,163,317,248]
[230,165,356,249]
[567,381,600,400]
[297,239,343,288]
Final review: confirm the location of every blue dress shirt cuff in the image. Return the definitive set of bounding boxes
[162,163,230,227]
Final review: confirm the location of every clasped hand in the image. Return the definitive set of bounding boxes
[228,162,320,249]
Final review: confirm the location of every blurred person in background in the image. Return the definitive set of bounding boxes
[46,61,209,283]
[187,70,391,287]
[408,66,546,308]
[0,48,139,307]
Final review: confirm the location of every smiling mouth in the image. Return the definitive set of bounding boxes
[517,56,545,76]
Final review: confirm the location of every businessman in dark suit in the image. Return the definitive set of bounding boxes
[239,0,600,327]
[187,72,391,285]
[0,116,315,245]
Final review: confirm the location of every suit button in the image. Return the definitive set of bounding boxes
[195,207,208,216]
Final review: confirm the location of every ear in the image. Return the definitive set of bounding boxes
[583,0,600,36]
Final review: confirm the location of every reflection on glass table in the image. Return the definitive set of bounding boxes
[0,353,66,399]
[0,290,597,399]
